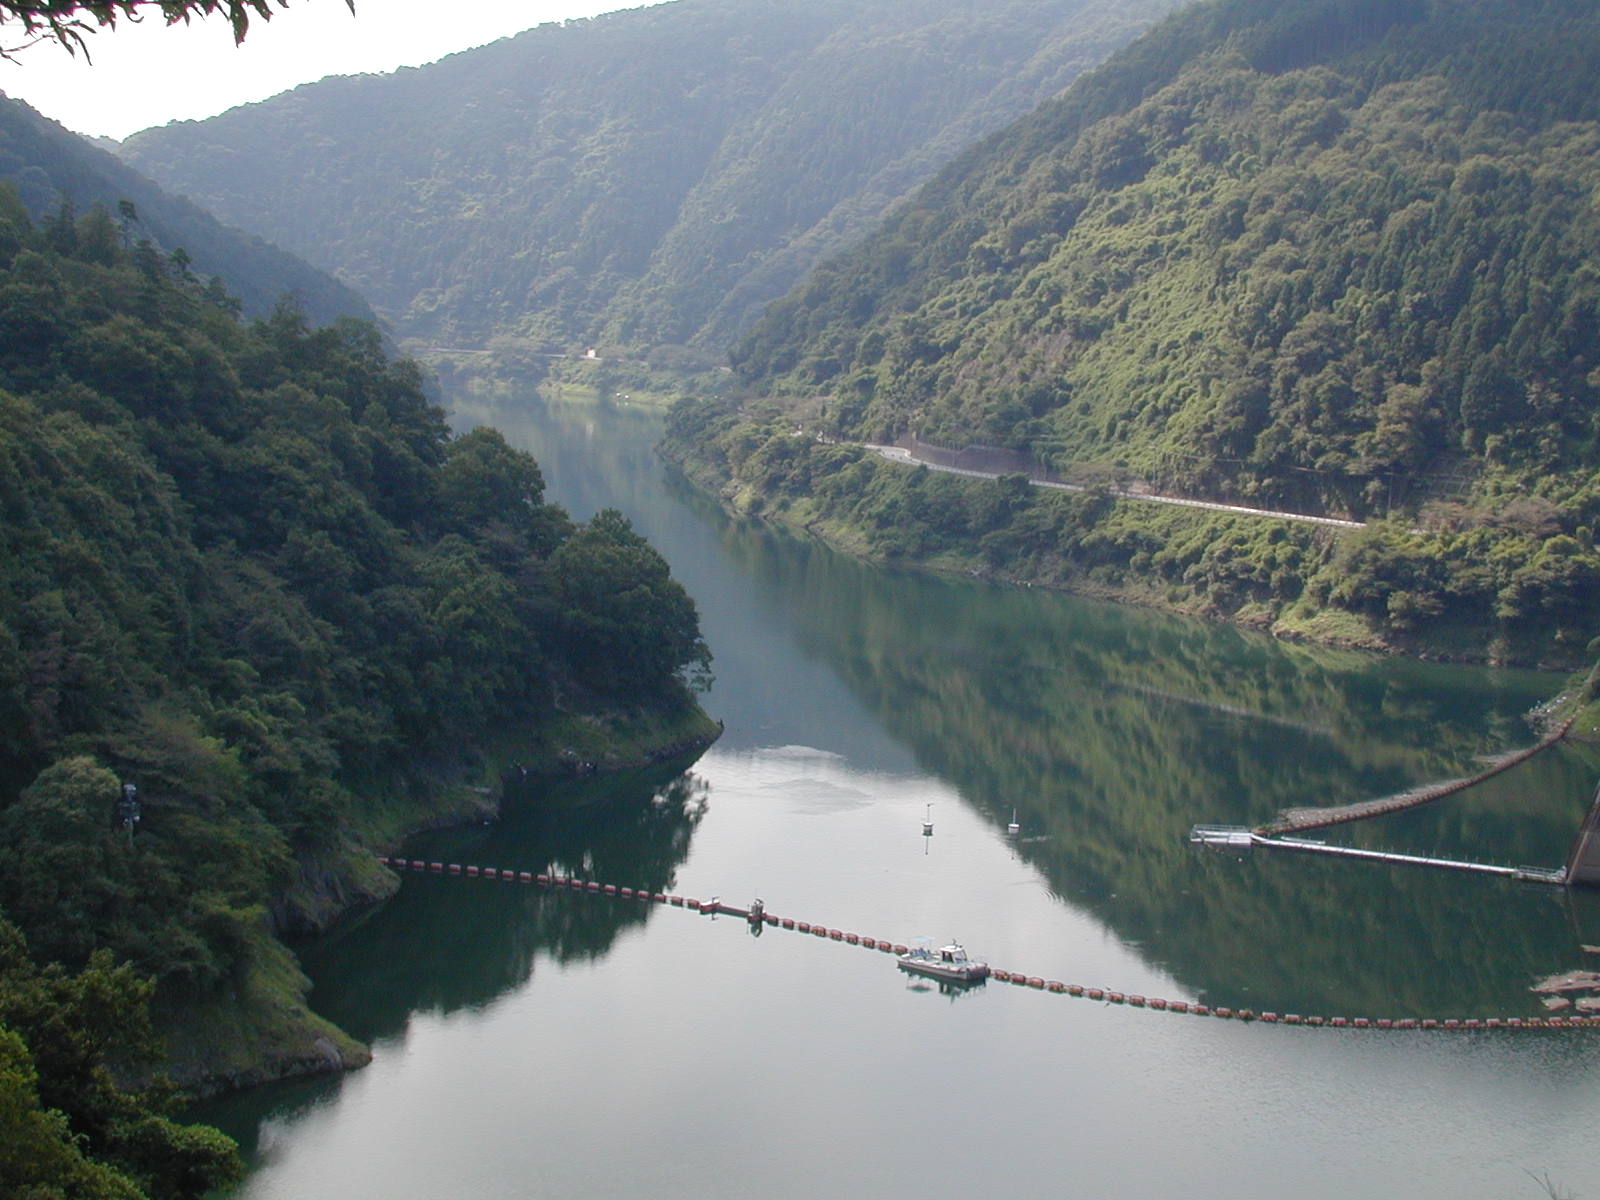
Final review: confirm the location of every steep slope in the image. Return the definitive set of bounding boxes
[0,190,717,1111]
[119,0,1174,357]
[0,94,373,327]
[671,0,1600,664]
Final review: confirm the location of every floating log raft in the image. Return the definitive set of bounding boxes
[1530,970,1600,996]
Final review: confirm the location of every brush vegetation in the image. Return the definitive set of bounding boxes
[669,0,1600,664]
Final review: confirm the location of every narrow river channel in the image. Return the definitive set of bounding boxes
[196,388,1600,1200]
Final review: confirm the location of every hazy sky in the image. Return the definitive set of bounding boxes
[0,0,671,141]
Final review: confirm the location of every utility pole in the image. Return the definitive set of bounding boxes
[114,782,141,847]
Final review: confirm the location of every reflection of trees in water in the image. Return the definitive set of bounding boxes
[700,498,1600,1016]
[299,766,708,1045]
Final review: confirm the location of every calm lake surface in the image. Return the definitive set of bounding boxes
[198,389,1600,1200]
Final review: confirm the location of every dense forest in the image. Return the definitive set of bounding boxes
[0,94,372,327]
[0,187,714,1195]
[120,0,1174,363]
[668,0,1600,665]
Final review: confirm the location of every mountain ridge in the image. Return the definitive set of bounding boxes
[667,0,1600,665]
[0,92,374,328]
[119,0,1177,359]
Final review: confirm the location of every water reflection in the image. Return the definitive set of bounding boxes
[694,484,1600,1015]
[302,765,709,1045]
[464,390,1600,1019]
[901,976,988,1002]
[200,389,1600,1200]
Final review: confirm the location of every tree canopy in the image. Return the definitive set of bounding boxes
[0,185,711,1193]
[1,1,349,58]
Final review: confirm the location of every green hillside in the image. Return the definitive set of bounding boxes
[0,95,373,328]
[674,0,1600,665]
[0,185,716,1190]
[120,0,1173,363]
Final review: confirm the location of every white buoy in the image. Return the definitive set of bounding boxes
[1007,809,1020,837]
[922,803,934,837]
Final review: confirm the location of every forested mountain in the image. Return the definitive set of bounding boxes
[0,188,714,1193]
[120,0,1174,360]
[0,94,372,328]
[671,0,1600,665]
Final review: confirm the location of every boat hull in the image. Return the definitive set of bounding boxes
[897,956,989,984]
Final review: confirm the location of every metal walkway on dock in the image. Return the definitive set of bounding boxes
[1188,825,1568,885]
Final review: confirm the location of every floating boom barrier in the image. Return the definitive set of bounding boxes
[376,857,1600,1033]
[1258,713,1577,836]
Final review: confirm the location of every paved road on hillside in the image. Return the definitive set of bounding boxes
[861,443,1367,531]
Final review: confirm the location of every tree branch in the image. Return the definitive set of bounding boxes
[1,1,355,60]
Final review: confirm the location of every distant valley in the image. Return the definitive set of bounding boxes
[119,0,1175,361]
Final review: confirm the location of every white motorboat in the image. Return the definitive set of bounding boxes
[897,940,989,983]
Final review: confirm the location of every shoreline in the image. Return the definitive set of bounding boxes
[659,430,1592,675]
[159,704,723,1100]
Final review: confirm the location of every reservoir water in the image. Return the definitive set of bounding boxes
[199,389,1600,1199]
